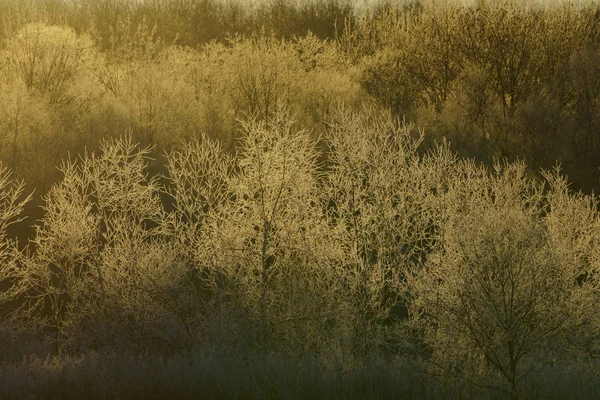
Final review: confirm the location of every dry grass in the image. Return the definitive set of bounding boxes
[1,347,598,399]
[0,349,441,400]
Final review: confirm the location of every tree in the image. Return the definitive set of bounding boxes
[4,23,95,104]
[193,108,344,352]
[0,79,54,185]
[24,159,101,353]
[413,161,599,399]
[0,23,105,192]
[0,163,32,325]
[19,136,200,353]
[323,106,445,356]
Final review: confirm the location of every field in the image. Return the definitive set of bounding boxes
[0,0,600,399]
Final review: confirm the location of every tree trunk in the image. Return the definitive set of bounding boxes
[260,220,270,352]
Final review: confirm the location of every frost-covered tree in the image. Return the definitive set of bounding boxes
[323,106,446,355]
[19,137,200,353]
[166,108,346,352]
[413,162,600,399]
[226,111,342,351]
[0,163,32,322]
[3,23,96,104]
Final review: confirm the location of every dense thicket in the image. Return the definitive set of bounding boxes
[0,107,598,398]
[355,0,600,193]
[0,1,599,202]
[0,0,355,46]
[1,0,600,398]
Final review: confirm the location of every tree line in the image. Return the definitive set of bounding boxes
[0,0,600,398]
[1,107,599,398]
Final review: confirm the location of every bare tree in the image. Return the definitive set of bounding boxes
[191,108,344,352]
[0,163,32,322]
[413,161,599,399]
[323,106,447,356]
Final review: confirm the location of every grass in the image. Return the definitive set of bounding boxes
[0,348,451,400]
[1,346,598,399]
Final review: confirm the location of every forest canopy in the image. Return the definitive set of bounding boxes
[0,1,599,399]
